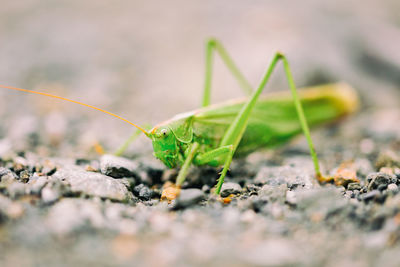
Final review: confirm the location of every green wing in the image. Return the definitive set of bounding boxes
[192,83,357,156]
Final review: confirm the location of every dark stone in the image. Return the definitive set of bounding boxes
[41,161,57,176]
[377,184,387,191]
[344,190,353,198]
[245,184,261,195]
[250,196,269,212]
[361,190,381,203]
[367,172,394,191]
[139,159,165,185]
[133,184,152,201]
[353,190,360,198]
[220,182,242,197]
[201,184,211,193]
[100,154,140,179]
[75,158,91,165]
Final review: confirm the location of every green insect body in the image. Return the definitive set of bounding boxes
[0,39,359,195]
[149,83,356,170]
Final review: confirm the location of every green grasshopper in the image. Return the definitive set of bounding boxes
[0,39,358,195]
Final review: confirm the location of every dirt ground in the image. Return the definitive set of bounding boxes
[0,1,400,266]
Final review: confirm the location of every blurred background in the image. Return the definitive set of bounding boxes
[0,0,400,154]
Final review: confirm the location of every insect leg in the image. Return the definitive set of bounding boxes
[193,145,234,194]
[202,39,252,107]
[280,56,323,180]
[194,145,233,165]
[214,52,322,193]
[176,142,200,186]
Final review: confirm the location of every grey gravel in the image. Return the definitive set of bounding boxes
[260,184,288,203]
[46,198,103,236]
[361,190,381,202]
[41,184,61,204]
[0,167,17,184]
[173,189,205,209]
[348,182,362,191]
[28,175,48,195]
[19,170,30,183]
[7,182,26,199]
[367,172,395,191]
[0,167,12,178]
[285,190,297,205]
[387,183,398,193]
[254,164,313,189]
[238,238,303,266]
[220,182,242,197]
[133,184,152,201]
[53,169,133,201]
[100,154,140,179]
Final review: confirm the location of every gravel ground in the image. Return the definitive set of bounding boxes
[1,1,400,266]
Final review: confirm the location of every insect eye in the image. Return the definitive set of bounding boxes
[161,128,168,136]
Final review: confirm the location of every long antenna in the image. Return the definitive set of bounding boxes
[0,84,148,135]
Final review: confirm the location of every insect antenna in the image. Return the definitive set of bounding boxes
[0,84,148,135]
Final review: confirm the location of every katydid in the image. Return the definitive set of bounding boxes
[0,39,358,195]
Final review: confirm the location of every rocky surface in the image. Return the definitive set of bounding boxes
[1,0,400,266]
[0,145,399,266]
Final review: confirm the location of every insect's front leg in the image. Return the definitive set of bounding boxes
[175,142,200,186]
[176,144,234,190]
[194,145,234,166]
[194,145,234,194]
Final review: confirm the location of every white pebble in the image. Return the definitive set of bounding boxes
[387,183,398,192]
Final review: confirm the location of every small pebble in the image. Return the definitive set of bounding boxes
[220,182,242,197]
[347,182,362,191]
[7,182,26,199]
[13,157,28,174]
[41,185,61,204]
[285,191,297,205]
[100,154,140,179]
[387,183,398,193]
[361,190,381,203]
[377,184,387,191]
[29,175,48,195]
[353,190,360,197]
[344,190,353,199]
[367,172,394,191]
[53,169,132,201]
[133,184,152,201]
[249,196,269,212]
[41,160,57,175]
[0,168,17,185]
[19,170,30,183]
[201,184,210,193]
[173,189,205,209]
[0,167,14,179]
